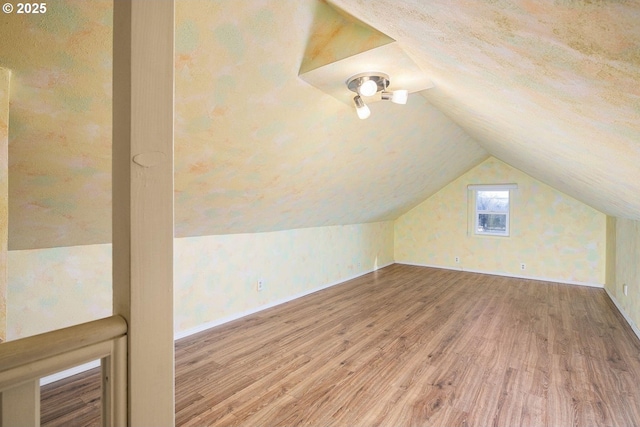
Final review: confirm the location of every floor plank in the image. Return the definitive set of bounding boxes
[41,265,640,426]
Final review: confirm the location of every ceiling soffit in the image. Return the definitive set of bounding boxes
[298,1,432,106]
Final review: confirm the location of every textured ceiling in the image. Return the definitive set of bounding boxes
[173,0,487,241]
[1,0,487,249]
[2,0,638,250]
[331,0,640,221]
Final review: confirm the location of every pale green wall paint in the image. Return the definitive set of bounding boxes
[174,222,394,332]
[606,218,640,332]
[176,20,199,54]
[7,222,394,339]
[7,244,112,340]
[395,157,606,285]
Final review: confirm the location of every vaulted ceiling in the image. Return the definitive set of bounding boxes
[331,0,640,217]
[1,0,638,250]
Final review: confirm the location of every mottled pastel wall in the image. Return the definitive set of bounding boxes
[6,0,638,256]
[395,157,606,285]
[174,222,394,333]
[7,222,393,339]
[6,244,112,340]
[172,0,487,241]
[2,0,488,250]
[606,218,640,333]
[1,2,113,250]
[0,68,9,341]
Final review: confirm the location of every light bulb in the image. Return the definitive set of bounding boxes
[354,95,371,119]
[356,104,371,119]
[391,90,408,105]
[359,79,378,97]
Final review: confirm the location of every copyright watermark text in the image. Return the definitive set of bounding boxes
[3,2,47,14]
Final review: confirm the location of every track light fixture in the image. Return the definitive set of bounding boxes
[346,72,409,119]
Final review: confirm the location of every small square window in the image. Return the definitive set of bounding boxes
[475,189,510,236]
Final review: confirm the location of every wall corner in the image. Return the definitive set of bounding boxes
[0,67,11,342]
[605,216,617,294]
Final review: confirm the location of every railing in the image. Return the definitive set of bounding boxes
[0,315,127,427]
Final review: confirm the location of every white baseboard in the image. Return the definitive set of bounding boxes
[396,261,604,288]
[604,288,640,342]
[40,360,101,386]
[41,262,395,385]
[174,261,394,340]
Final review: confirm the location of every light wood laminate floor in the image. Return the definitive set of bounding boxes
[41,265,640,426]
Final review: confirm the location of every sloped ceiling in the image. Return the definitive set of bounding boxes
[331,0,640,221]
[2,0,638,251]
[173,0,488,241]
[1,0,487,250]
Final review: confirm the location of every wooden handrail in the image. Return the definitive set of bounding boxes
[0,315,128,426]
[0,315,127,374]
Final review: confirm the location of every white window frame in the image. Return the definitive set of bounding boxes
[468,184,517,237]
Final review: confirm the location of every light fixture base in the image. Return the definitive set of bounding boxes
[346,72,390,96]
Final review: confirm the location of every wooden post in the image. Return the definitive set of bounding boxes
[112,1,175,425]
[102,335,127,427]
[0,380,39,427]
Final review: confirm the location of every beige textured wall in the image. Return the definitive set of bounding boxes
[7,222,394,339]
[0,68,9,341]
[395,157,606,285]
[606,218,640,333]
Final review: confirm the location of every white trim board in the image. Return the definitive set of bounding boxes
[40,361,101,386]
[467,183,518,190]
[396,261,604,288]
[41,262,395,385]
[604,288,640,343]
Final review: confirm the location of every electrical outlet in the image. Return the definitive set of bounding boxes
[623,284,628,296]
[520,263,526,270]
[257,279,264,292]
[455,256,460,264]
